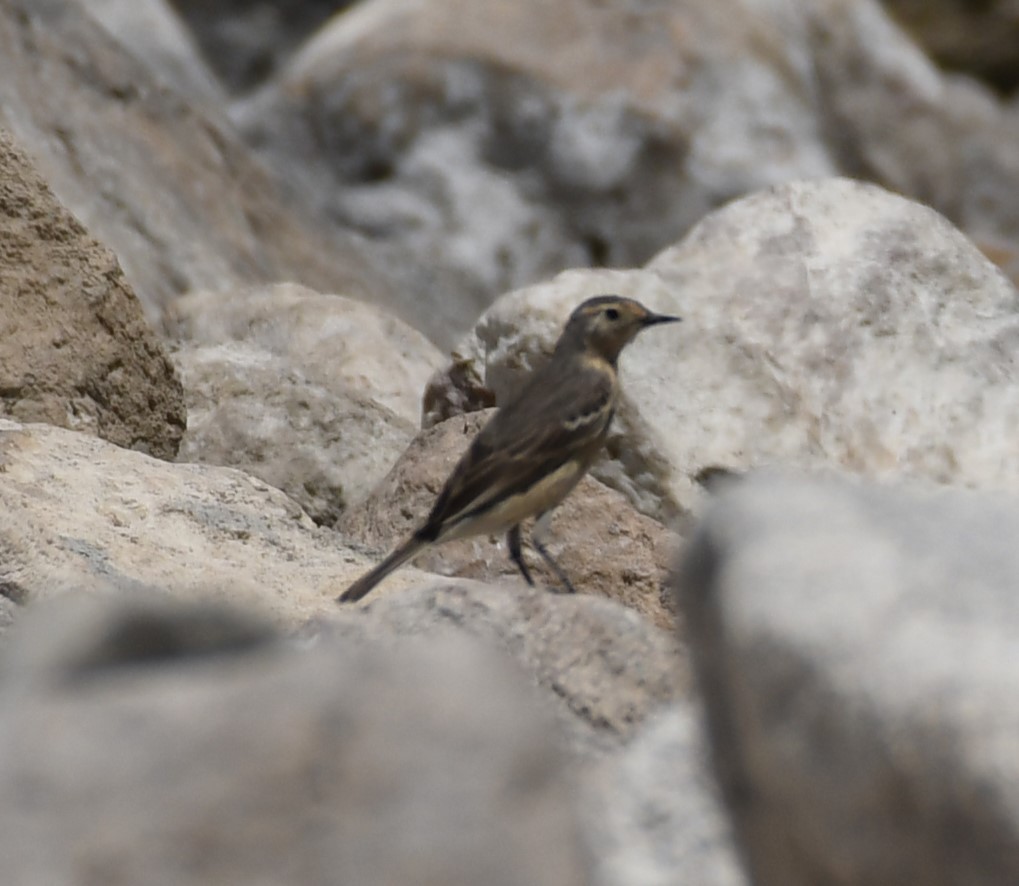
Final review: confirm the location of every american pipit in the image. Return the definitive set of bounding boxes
[337,295,680,603]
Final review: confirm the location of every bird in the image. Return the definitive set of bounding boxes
[337,294,680,603]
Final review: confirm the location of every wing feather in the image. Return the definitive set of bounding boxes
[418,359,616,539]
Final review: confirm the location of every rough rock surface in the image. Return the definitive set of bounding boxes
[0,419,683,757]
[326,582,685,755]
[165,282,444,424]
[678,471,1019,885]
[0,420,348,624]
[0,127,186,460]
[338,410,679,630]
[581,704,747,886]
[236,0,1019,300]
[426,179,1019,522]
[235,0,830,302]
[174,342,414,526]
[0,593,589,886]
[0,0,464,344]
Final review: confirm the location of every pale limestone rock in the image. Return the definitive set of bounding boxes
[677,470,1019,885]
[175,342,415,525]
[166,282,444,424]
[235,0,1019,305]
[324,581,685,756]
[0,593,589,886]
[581,704,747,886]
[0,420,372,626]
[426,179,1019,521]
[235,0,832,303]
[85,0,226,105]
[0,0,453,341]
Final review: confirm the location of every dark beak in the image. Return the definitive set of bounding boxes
[643,311,681,327]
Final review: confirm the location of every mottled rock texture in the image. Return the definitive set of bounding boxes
[0,128,185,459]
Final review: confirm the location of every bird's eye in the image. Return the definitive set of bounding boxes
[605,308,620,321]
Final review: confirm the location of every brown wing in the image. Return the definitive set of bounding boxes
[417,358,615,541]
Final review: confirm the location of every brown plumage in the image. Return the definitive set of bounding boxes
[337,295,680,603]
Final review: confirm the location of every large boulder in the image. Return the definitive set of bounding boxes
[0,419,683,756]
[236,0,1019,300]
[166,282,444,425]
[678,471,1019,885]
[0,420,346,623]
[0,593,589,886]
[0,127,185,459]
[580,703,748,886]
[0,0,463,345]
[324,581,685,755]
[174,342,414,526]
[85,0,225,105]
[425,179,1019,521]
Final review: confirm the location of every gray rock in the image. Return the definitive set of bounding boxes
[175,341,414,525]
[235,0,831,304]
[0,127,186,460]
[0,0,458,344]
[677,470,1019,885]
[325,582,686,755]
[425,178,1019,524]
[166,282,444,425]
[85,0,226,105]
[0,593,589,886]
[235,0,1019,306]
[0,420,370,626]
[581,704,747,886]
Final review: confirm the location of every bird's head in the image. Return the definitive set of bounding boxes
[557,295,681,364]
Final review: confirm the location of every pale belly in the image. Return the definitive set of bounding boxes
[439,457,588,542]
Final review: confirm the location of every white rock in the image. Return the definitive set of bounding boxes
[677,470,1019,884]
[426,179,1019,521]
[166,282,445,424]
[174,341,415,525]
[0,420,385,625]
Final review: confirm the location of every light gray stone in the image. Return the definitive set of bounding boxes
[235,0,1019,306]
[0,0,459,344]
[174,342,414,525]
[235,0,831,304]
[678,470,1019,885]
[0,420,367,626]
[0,593,588,886]
[166,282,444,425]
[425,179,1019,523]
[581,704,747,886]
[324,582,686,756]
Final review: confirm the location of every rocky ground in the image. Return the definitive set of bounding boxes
[3,0,1019,883]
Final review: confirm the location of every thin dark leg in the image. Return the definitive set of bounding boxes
[506,524,534,586]
[531,513,576,594]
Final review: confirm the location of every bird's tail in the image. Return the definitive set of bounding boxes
[337,535,429,603]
